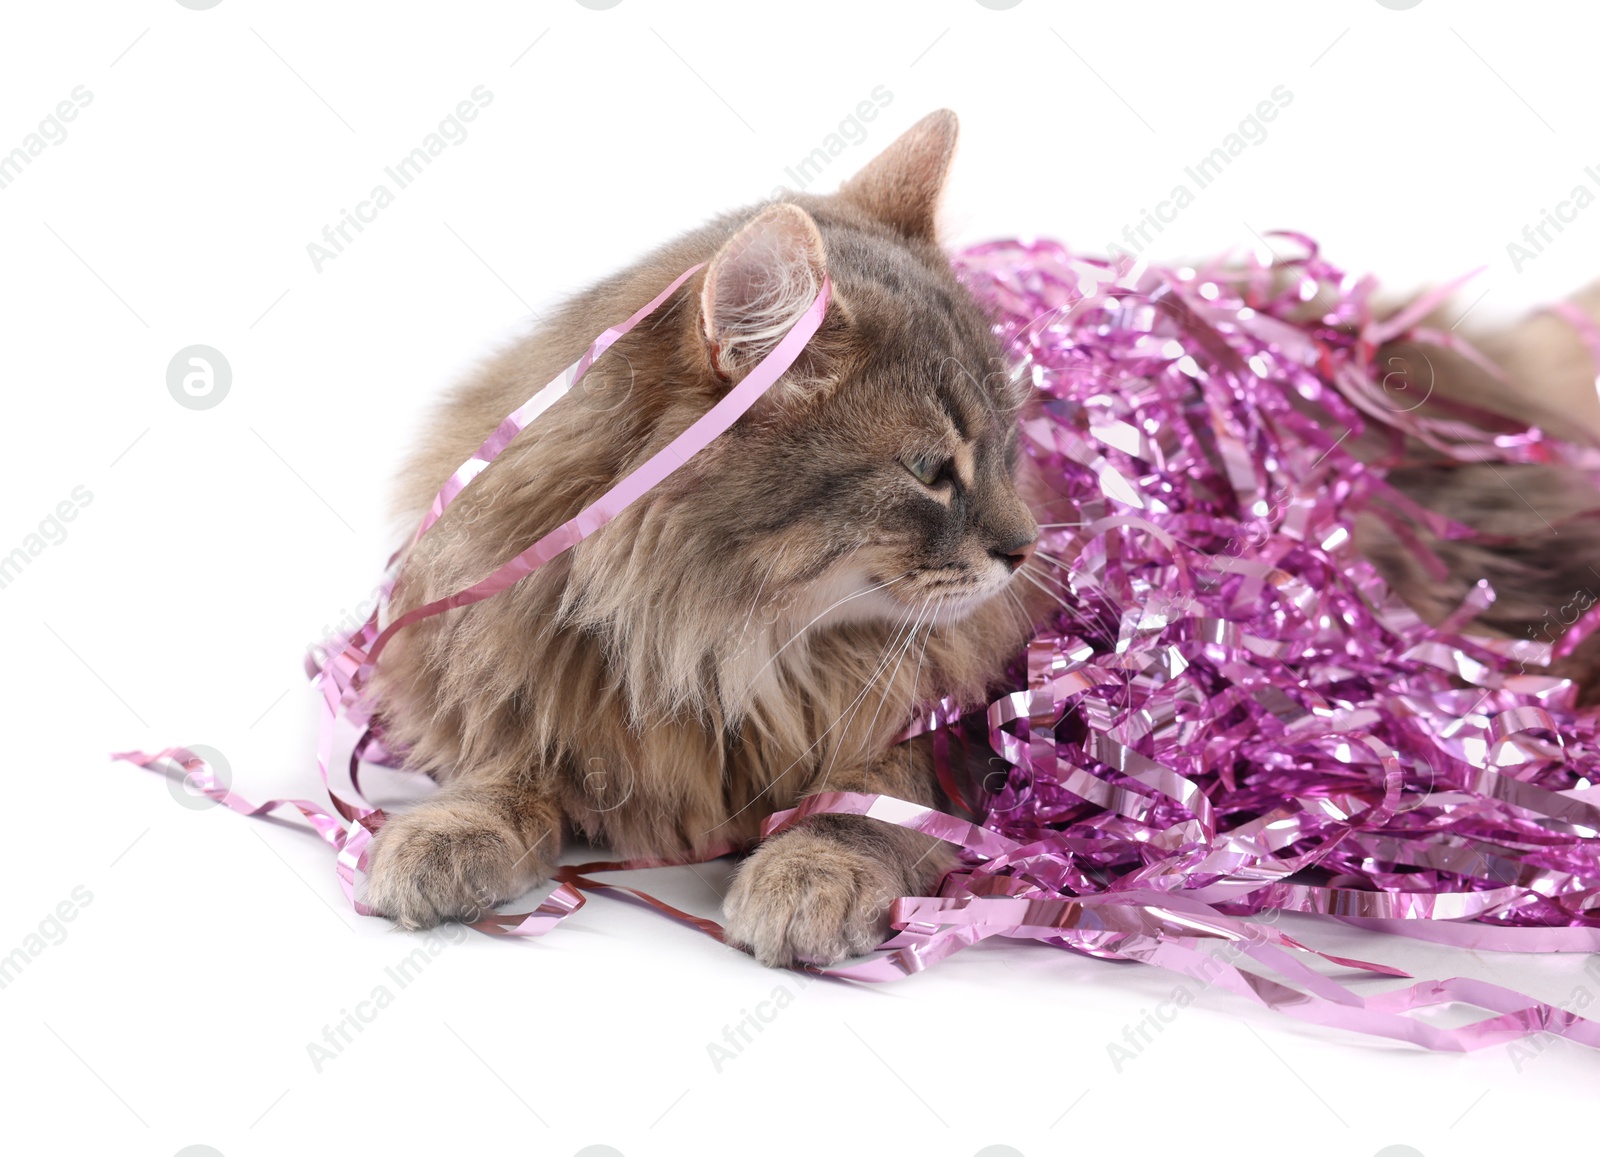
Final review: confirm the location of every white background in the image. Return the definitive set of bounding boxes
[1,2,1597,1155]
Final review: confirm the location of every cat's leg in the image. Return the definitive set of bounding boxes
[722,743,957,967]
[363,768,562,930]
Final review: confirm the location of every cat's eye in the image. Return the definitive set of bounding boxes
[904,453,951,488]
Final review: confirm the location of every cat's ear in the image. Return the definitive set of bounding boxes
[837,108,958,241]
[701,202,835,384]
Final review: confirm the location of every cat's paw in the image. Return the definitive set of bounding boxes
[722,826,907,967]
[363,798,551,930]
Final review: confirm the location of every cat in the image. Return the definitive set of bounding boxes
[361,106,1600,966]
[362,110,1058,966]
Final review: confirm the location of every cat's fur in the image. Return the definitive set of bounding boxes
[1356,297,1600,699]
[363,108,1600,966]
[364,111,1057,966]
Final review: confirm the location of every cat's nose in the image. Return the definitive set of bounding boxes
[990,534,1037,573]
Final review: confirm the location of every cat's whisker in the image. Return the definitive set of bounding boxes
[905,595,942,704]
[812,600,929,788]
[1023,555,1099,634]
[1026,553,1083,587]
[1016,564,1132,709]
[1021,560,1072,600]
[825,596,936,786]
[749,570,913,685]
[733,549,786,652]
[1019,560,1078,601]
[835,594,946,875]
[1001,585,1033,633]
[1022,575,1094,636]
[714,600,924,829]
[1016,564,1097,633]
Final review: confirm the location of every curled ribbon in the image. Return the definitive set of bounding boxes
[119,234,1600,1054]
[120,265,831,937]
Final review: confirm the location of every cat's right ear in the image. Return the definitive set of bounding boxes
[837,108,958,241]
[701,203,841,389]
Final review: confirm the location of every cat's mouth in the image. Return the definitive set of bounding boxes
[880,561,1016,621]
[809,559,1016,636]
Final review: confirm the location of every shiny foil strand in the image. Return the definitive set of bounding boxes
[119,237,1600,1053]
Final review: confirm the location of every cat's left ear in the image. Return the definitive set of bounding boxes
[701,203,843,389]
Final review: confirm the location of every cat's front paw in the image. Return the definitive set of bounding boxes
[363,798,551,930]
[722,826,908,967]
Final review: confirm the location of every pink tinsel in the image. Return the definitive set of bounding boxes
[121,234,1600,1054]
[770,235,1600,1051]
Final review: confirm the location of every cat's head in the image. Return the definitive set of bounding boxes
[569,111,1040,711]
[652,111,1037,627]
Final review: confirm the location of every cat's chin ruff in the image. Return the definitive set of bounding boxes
[557,528,1018,740]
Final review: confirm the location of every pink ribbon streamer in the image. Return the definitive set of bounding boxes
[117,233,1600,1054]
[120,265,830,937]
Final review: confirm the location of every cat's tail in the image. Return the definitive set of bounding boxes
[1355,285,1600,699]
[1467,284,1600,444]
